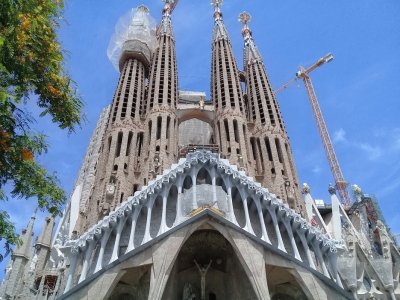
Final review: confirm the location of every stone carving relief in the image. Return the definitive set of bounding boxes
[182,282,197,300]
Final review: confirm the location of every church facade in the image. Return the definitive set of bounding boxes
[1,1,399,299]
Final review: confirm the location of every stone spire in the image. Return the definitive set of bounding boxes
[33,216,55,273]
[212,0,229,41]
[143,0,179,181]
[81,5,156,232]
[3,211,36,298]
[211,0,249,168]
[158,0,175,37]
[13,211,35,259]
[239,12,303,213]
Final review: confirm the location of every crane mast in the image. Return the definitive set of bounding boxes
[276,53,352,207]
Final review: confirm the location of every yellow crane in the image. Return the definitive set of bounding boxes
[275,53,352,207]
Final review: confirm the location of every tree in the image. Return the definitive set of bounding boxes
[0,0,83,261]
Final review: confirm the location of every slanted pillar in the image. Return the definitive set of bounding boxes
[143,199,154,244]
[257,205,271,244]
[328,252,342,288]
[225,178,238,226]
[126,205,141,253]
[159,189,169,235]
[210,168,217,204]
[175,177,184,224]
[242,196,255,235]
[94,227,112,273]
[78,236,96,283]
[282,219,302,261]
[267,206,286,252]
[191,168,197,210]
[312,241,330,277]
[110,214,128,263]
[64,247,80,293]
[297,229,316,270]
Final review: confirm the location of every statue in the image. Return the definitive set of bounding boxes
[194,259,212,300]
[199,96,205,110]
[106,175,116,200]
[5,264,12,280]
[29,252,38,273]
[182,282,196,300]
[49,237,65,268]
[302,183,311,194]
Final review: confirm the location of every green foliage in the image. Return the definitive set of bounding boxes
[0,211,21,262]
[0,0,83,259]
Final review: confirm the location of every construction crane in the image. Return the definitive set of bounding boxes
[275,53,352,207]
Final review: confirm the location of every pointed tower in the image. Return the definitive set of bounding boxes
[143,0,179,181]
[80,6,156,232]
[211,0,250,168]
[3,213,35,298]
[33,217,54,274]
[239,12,303,212]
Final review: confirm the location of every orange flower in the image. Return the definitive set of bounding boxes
[21,19,30,30]
[0,130,10,139]
[47,85,62,97]
[21,149,34,161]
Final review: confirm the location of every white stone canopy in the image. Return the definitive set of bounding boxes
[63,150,344,293]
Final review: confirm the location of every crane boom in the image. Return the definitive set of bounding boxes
[299,69,352,207]
[276,53,352,207]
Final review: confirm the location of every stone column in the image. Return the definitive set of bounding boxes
[143,201,153,244]
[159,190,169,235]
[174,177,184,225]
[78,237,96,283]
[94,228,112,273]
[211,168,217,204]
[225,177,238,226]
[257,206,271,244]
[328,252,342,288]
[282,219,302,261]
[311,241,330,277]
[110,214,128,263]
[64,247,80,293]
[242,196,255,235]
[297,230,316,270]
[126,205,141,253]
[267,206,286,252]
[191,168,197,210]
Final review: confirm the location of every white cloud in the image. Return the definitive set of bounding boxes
[359,143,382,161]
[333,128,347,143]
[391,128,400,151]
[312,166,321,174]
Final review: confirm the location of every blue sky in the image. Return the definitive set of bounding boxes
[1,0,400,278]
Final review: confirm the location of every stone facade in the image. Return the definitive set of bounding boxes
[2,1,399,300]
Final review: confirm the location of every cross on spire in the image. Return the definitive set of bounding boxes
[162,0,176,16]
[212,0,223,20]
[239,11,252,37]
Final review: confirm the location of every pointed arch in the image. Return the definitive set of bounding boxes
[182,175,193,191]
[134,206,148,248]
[166,185,178,228]
[196,167,212,185]
[231,186,245,228]
[215,177,227,193]
[150,195,163,238]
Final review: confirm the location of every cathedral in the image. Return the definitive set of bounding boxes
[1,1,399,299]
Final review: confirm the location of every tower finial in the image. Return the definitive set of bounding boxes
[162,0,176,16]
[212,0,223,19]
[137,4,149,14]
[238,11,252,38]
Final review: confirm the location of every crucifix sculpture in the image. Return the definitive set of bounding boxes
[194,259,212,300]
